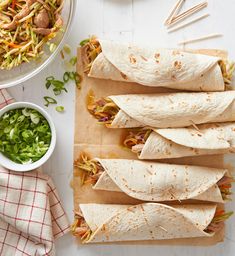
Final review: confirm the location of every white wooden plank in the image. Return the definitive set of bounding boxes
[102,0,133,41]
[8,85,24,101]
[75,0,104,40]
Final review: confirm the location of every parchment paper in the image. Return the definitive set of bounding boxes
[72,48,228,245]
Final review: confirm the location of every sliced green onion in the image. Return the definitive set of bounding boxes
[45,81,51,89]
[44,96,57,107]
[49,43,57,53]
[63,72,70,83]
[22,108,31,116]
[56,106,65,112]
[30,113,40,124]
[63,44,71,54]
[69,56,77,66]
[46,76,55,81]
[80,38,89,46]
[0,108,51,164]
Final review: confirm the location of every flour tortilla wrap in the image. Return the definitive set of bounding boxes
[108,91,235,128]
[79,203,216,243]
[87,40,224,91]
[136,122,235,159]
[92,159,227,203]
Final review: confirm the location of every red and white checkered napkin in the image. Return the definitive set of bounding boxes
[0,89,14,108]
[0,89,70,256]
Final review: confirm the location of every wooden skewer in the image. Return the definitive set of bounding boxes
[169,1,208,27]
[178,33,223,45]
[172,1,208,21]
[167,13,210,33]
[164,0,185,25]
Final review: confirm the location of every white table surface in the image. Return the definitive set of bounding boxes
[8,0,235,255]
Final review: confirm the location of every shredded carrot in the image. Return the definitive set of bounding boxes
[220,184,232,189]
[214,209,225,217]
[8,42,22,48]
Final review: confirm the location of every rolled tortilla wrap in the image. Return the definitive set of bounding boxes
[109,91,235,128]
[74,203,221,243]
[79,158,230,203]
[82,39,233,91]
[125,123,235,159]
[88,91,235,128]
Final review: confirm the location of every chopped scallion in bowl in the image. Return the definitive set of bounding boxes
[0,102,56,172]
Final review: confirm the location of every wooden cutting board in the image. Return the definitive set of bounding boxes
[72,47,228,245]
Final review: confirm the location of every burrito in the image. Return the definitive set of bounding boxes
[123,123,235,159]
[71,203,233,243]
[81,37,234,91]
[75,155,232,203]
[87,91,235,128]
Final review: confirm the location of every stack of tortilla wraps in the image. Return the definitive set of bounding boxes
[72,39,234,244]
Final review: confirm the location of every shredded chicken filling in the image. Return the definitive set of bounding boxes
[71,209,92,242]
[205,209,233,233]
[74,154,104,185]
[81,36,101,74]
[217,176,234,201]
[219,60,235,85]
[87,97,120,125]
[123,129,152,154]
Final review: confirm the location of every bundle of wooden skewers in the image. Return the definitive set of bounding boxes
[164,0,222,45]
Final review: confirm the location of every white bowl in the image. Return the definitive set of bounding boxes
[0,0,76,89]
[0,102,56,172]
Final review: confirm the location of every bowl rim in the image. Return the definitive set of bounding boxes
[0,0,76,89]
[0,102,56,172]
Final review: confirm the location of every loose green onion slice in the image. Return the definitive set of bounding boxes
[80,38,90,46]
[44,96,57,107]
[49,43,57,53]
[69,56,77,66]
[46,76,55,82]
[45,77,68,96]
[63,44,71,54]
[63,72,70,83]
[56,106,65,112]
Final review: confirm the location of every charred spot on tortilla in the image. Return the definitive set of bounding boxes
[140,55,148,61]
[174,61,182,70]
[122,177,128,184]
[154,53,160,63]
[120,72,128,80]
[127,207,135,213]
[171,74,177,81]
[101,224,106,231]
[129,54,137,64]
[155,53,160,58]
[140,204,145,212]
[172,50,181,56]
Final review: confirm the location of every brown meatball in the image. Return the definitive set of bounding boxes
[34,9,50,28]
